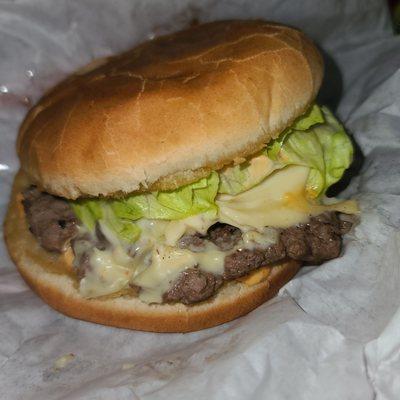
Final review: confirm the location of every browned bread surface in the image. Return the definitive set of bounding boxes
[17,20,323,199]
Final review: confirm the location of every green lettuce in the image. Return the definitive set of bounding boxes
[111,171,219,221]
[71,172,219,240]
[266,104,325,159]
[266,106,353,198]
[292,104,324,130]
[219,104,325,195]
[71,200,141,243]
[219,158,257,195]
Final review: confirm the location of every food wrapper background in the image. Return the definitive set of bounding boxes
[0,1,399,399]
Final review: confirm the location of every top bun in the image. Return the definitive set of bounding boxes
[17,20,323,199]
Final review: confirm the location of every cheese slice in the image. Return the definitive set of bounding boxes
[217,165,358,230]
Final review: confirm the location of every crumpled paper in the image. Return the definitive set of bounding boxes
[1,1,400,399]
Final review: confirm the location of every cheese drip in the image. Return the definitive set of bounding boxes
[77,214,225,300]
[76,219,280,302]
[131,244,226,303]
[80,248,132,298]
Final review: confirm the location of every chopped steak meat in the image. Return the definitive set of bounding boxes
[178,222,242,252]
[178,223,242,252]
[178,233,206,252]
[223,241,285,280]
[264,240,286,263]
[21,185,353,306]
[22,186,78,252]
[207,223,242,251]
[223,249,265,280]
[164,268,223,304]
[224,213,352,279]
[280,213,347,264]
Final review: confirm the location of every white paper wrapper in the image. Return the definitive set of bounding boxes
[1,1,399,399]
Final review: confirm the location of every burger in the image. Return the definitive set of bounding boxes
[4,20,358,332]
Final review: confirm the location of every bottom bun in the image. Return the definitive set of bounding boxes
[4,171,302,333]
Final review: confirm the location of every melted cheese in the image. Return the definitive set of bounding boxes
[76,165,357,301]
[242,227,278,249]
[78,214,219,299]
[247,154,276,184]
[80,248,132,298]
[194,249,226,274]
[136,214,216,247]
[77,220,285,301]
[131,244,226,303]
[217,165,358,230]
[163,214,216,246]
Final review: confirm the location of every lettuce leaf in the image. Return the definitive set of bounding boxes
[292,104,324,130]
[267,104,324,159]
[219,160,255,195]
[71,200,103,231]
[102,204,141,243]
[71,200,141,243]
[220,104,325,195]
[112,171,219,220]
[267,106,353,198]
[71,172,219,240]
[219,153,281,196]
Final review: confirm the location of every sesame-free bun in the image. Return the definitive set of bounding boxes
[17,20,323,199]
[4,170,301,332]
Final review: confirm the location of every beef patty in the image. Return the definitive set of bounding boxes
[22,187,353,305]
[167,215,352,303]
[22,186,78,252]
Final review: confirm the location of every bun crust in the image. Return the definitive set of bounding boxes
[17,20,323,199]
[4,170,301,332]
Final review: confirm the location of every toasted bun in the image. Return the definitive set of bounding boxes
[4,170,301,332]
[17,20,323,199]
